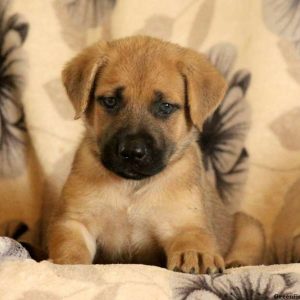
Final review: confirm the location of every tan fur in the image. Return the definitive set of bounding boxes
[225,212,265,267]
[47,36,235,274]
[270,179,300,264]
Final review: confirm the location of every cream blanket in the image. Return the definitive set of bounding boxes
[1,258,300,300]
[0,238,300,299]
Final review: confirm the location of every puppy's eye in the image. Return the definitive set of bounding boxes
[158,102,176,115]
[97,96,121,112]
[153,102,179,119]
[151,92,180,119]
[96,87,124,114]
[100,96,118,109]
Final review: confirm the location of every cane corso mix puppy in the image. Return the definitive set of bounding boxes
[47,36,250,274]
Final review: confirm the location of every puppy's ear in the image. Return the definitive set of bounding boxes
[178,49,227,130]
[62,42,108,119]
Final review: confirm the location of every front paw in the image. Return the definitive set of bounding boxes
[167,250,224,274]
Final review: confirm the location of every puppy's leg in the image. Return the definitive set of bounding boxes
[225,212,265,268]
[48,219,96,265]
[270,182,300,264]
[162,228,224,274]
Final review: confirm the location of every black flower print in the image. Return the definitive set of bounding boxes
[0,0,29,177]
[200,43,251,210]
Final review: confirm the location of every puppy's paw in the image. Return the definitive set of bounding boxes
[168,250,224,274]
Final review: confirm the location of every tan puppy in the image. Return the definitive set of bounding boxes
[47,36,235,274]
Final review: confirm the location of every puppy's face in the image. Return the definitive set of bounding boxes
[92,48,189,180]
[63,37,226,180]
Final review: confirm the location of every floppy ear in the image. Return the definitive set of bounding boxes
[178,49,227,130]
[62,41,108,119]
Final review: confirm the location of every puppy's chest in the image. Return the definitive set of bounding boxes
[92,191,157,262]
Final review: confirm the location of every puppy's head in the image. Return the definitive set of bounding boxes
[63,36,226,180]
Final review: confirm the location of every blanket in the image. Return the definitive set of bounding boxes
[1,238,300,300]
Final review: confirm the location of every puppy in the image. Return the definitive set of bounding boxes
[47,36,235,274]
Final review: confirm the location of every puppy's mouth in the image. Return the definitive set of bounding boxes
[101,158,166,180]
[112,164,166,180]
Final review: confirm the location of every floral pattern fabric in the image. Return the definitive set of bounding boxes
[1,257,300,300]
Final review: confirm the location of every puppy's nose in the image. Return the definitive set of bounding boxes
[118,138,147,161]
